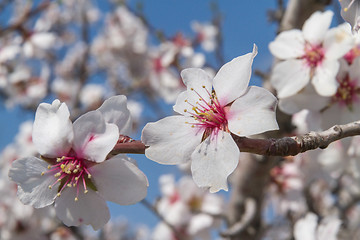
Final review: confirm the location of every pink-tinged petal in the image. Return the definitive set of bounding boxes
[191,131,240,193]
[55,185,110,230]
[312,59,339,96]
[302,10,333,45]
[33,99,73,158]
[269,30,305,59]
[90,156,148,205]
[173,68,212,116]
[227,86,279,137]
[8,157,58,208]
[97,95,132,135]
[213,44,257,106]
[73,110,118,163]
[323,24,354,60]
[142,116,204,165]
[271,59,311,98]
[278,84,331,114]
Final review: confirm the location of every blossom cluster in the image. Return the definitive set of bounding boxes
[1,1,360,239]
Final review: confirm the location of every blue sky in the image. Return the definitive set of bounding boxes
[0,0,285,233]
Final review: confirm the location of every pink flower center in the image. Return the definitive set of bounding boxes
[41,152,96,201]
[185,86,228,139]
[333,74,360,109]
[302,43,325,68]
[344,45,360,64]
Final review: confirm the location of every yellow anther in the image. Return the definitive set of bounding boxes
[47,165,51,169]
[190,88,194,90]
[84,190,88,194]
[73,169,78,173]
[60,164,65,169]
[57,193,61,197]
[184,109,187,112]
[344,7,348,12]
[54,173,61,177]
[41,172,45,176]
[191,125,195,128]
[202,85,205,88]
[74,197,78,202]
[88,174,92,178]
[76,165,80,169]
[75,177,79,181]
[67,184,72,187]
[73,183,76,187]
[184,99,188,102]
[48,185,52,189]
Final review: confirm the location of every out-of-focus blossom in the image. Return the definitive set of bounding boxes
[22,31,58,58]
[294,212,341,240]
[191,22,218,52]
[79,84,106,110]
[148,42,184,103]
[321,58,360,129]
[270,11,354,98]
[9,96,148,229]
[152,175,223,240]
[142,45,279,192]
[3,64,49,108]
[51,77,81,107]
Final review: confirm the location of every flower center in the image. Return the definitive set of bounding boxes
[41,153,97,201]
[333,74,360,110]
[344,45,360,64]
[302,43,325,68]
[184,86,228,139]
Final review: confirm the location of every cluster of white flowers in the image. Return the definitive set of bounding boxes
[2,1,360,239]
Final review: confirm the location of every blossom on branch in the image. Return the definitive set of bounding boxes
[269,10,354,99]
[8,96,148,230]
[142,45,279,193]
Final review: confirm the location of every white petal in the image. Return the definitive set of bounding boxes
[55,185,110,230]
[142,116,204,165]
[8,157,58,208]
[30,32,57,49]
[302,10,333,45]
[191,131,240,193]
[323,24,354,60]
[317,217,341,240]
[312,60,339,96]
[73,110,118,163]
[278,84,331,114]
[187,214,213,235]
[227,86,279,136]
[271,59,310,98]
[90,156,148,205]
[173,68,212,116]
[213,44,257,106]
[33,99,73,158]
[294,213,317,240]
[97,95,132,135]
[269,30,305,59]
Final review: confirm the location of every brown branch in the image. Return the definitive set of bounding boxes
[110,120,360,157]
[0,1,51,36]
[221,198,256,238]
